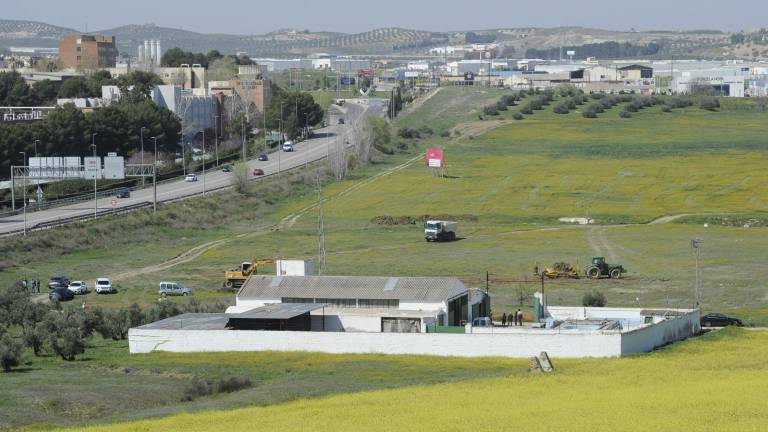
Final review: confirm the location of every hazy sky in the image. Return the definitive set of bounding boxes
[7,0,766,34]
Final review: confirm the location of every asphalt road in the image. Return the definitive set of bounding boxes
[0,99,380,235]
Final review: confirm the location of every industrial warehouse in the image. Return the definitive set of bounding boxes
[128,274,700,358]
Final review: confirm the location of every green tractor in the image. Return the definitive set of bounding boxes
[585,256,625,279]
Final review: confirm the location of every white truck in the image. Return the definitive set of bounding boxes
[424,220,457,242]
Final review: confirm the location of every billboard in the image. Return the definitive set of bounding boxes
[404,71,420,78]
[103,155,125,179]
[425,148,445,168]
[83,157,101,180]
[358,68,374,78]
[28,157,81,178]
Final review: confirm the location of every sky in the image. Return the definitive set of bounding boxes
[6,0,767,34]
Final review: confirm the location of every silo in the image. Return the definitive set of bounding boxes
[156,40,162,66]
[137,44,144,63]
[149,40,157,66]
[144,40,151,65]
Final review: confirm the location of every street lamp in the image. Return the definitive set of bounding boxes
[140,127,147,187]
[214,115,220,167]
[90,133,98,218]
[18,151,26,236]
[691,238,703,309]
[152,136,158,213]
[34,139,40,158]
[201,131,206,196]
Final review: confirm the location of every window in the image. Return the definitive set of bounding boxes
[358,299,399,309]
[282,297,313,304]
[316,298,356,308]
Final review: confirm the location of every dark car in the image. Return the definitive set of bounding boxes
[700,313,743,327]
[253,168,264,176]
[258,153,268,161]
[338,118,345,124]
[48,275,70,290]
[222,165,232,173]
[116,188,131,198]
[49,287,75,302]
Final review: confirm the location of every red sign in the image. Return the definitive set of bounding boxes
[358,68,374,78]
[425,148,445,168]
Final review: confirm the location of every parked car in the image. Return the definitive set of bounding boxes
[222,165,232,173]
[115,188,131,198]
[282,141,294,152]
[48,275,70,290]
[258,153,268,161]
[67,280,88,295]
[95,277,115,294]
[49,287,75,302]
[472,317,492,327]
[158,281,192,297]
[700,313,743,327]
[185,173,198,182]
[338,118,345,124]
[253,168,264,176]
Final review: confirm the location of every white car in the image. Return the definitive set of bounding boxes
[185,173,198,182]
[282,141,294,152]
[95,278,114,294]
[67,281,88,295]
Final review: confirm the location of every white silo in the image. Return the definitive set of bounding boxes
[156,40,162,66]
[144,40,151,65]
[137,44,144,63]
[149,40,157,66]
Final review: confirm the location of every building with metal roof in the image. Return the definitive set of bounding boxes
[228,275,485,329]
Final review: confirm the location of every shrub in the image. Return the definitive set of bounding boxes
[529,99,543,110]
[218,376,254,393]
[582,106,598,118]
[230,162,250,195]
[0,334,22,372]
[397,127,420,139]
[661,105,672,113]
[495,101,508,111]
[700,96,720,111]
[500,94,518,106]
[519,104,533,115]
[619,110,632,118]
[439,130,450,138]
[482,105,499,116]
[183,379,215,401]
[512,112,524,120]
[582,290,607,307]
[670,97,693,108]
[553,103,570,114]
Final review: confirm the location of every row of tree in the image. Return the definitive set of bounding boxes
[161,48,253,68]
[0,71,57,106]
[0,101,180,176]
[526,41,662,60]
[0,283,229,371]
[264,84,324,140]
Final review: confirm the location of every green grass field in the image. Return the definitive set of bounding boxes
[0,337,520,429]
[63,329,768,432]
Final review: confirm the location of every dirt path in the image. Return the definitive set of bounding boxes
[400,87,442,116]
[648,214,690,225]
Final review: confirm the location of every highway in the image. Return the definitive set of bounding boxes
[0,99,382,235]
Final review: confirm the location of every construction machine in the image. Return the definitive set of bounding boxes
[534,262,580,279]
[585,257,625,279]
[223,258,274,289]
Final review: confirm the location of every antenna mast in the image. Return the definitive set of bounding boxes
[316,172,327,274]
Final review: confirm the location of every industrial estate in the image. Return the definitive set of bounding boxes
[0,9,767,431]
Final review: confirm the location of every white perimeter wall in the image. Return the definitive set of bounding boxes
[129,328,621,358]
[621,310,700,355]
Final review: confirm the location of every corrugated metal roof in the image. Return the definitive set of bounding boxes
[229,303,326,320]
[238,276,467,302]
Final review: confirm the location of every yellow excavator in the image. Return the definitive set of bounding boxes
[223,258,275,289]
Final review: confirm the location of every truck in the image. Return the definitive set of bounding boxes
[424,220,457,242]
[223,258,275,289]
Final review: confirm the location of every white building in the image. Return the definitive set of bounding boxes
[674,69,746,97]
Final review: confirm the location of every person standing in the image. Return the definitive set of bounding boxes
[501,312,507,327]
[516,309,523,326]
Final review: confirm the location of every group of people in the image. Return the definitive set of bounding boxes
[20,279,41,293]
[501,309,524,327]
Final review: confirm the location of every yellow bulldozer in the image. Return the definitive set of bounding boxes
[223,258,275,289]
[534,262,580,279]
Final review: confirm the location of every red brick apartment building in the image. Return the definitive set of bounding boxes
[59,34,117,69]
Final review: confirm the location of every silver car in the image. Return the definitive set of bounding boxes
[67,281,88,295]
[158,281,192,296]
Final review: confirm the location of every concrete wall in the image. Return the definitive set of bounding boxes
[129,328,622,358]
[620,310,700,355]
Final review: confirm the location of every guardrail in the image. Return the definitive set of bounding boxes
[0,202,153,237]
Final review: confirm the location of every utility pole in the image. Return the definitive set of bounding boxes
[140,127,146,187]
[91,133,98,218]
[692,238,703,309]
[18,152,26,235]
[241,117,246,161]
[214,115,219,166]
[316,172,327,274]
[202,131,206,196]
[152,136,157,213]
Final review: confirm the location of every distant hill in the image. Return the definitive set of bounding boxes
[0,19,760,60]
[0,19,77,47]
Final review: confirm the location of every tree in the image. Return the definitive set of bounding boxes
[116,71,163,103]
[51,326,85,361]
[58,76,90,98]
[230,162,250,194]
[700,96,720,111]
[208,56,238,81]
[0,334,22,372]
[32,80,57,105]
[265,85,323,140]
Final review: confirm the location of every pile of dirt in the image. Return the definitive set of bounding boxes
[370,214,479,226]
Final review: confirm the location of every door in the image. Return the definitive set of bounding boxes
[381,318,421,333]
